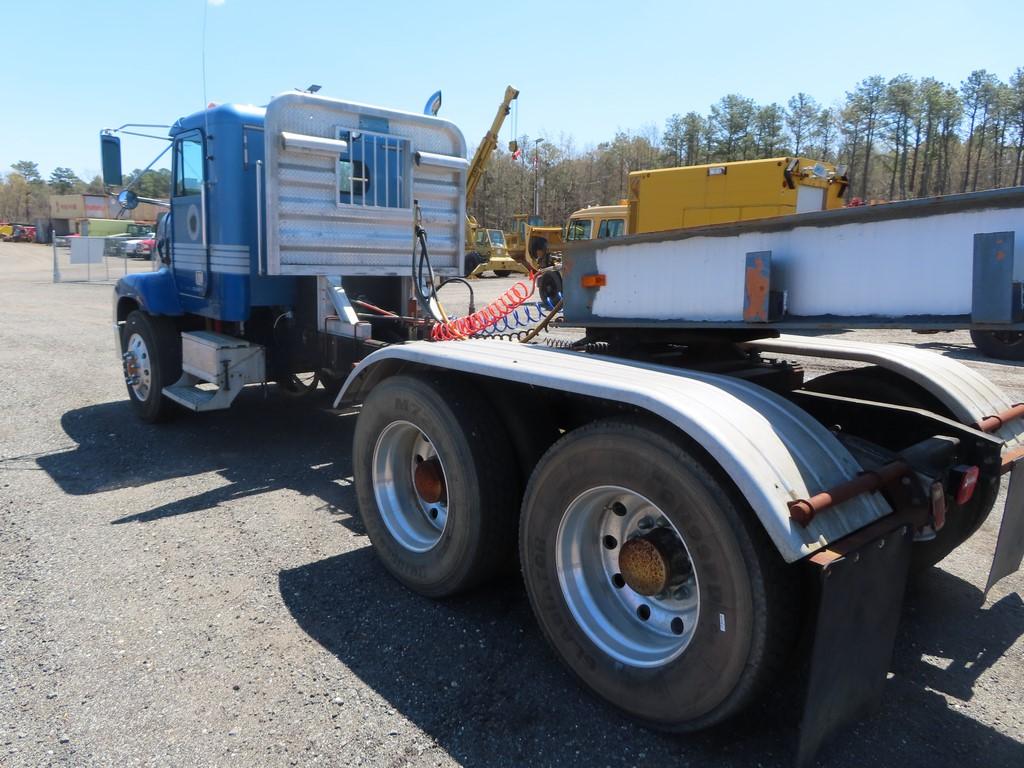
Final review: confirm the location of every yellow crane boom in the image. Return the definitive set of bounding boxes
[466,85,519,206]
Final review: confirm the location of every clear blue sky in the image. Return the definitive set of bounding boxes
[3,0,1023,180]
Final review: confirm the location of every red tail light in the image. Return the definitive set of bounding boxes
[954,465,980,505]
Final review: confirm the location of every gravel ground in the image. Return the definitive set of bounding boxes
[1,243,1022,768]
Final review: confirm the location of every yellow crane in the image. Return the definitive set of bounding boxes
[464,86,530,278]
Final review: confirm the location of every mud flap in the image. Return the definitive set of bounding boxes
[986,461,1024,592]
[797,520,915,768]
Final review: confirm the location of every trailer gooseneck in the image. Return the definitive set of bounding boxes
[104,91,1024,765]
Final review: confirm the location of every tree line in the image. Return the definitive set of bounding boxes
[0,162,169,222]
[5,67,1022,232]
[470,67,1024,231]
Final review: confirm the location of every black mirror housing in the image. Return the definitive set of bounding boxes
[100,133,123,187]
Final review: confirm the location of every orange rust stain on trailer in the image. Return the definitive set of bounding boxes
[744,256,769,322]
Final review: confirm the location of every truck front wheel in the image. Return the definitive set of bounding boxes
[353,374,518,597]
[970,330,1024,361]
[121,310,181,423]
[520,419,794,731]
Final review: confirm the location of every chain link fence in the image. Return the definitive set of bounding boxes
[52,235,158,283]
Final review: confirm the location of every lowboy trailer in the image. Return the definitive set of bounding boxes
[104,91,1024,765]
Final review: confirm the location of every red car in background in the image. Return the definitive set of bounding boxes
[132,237,157,259]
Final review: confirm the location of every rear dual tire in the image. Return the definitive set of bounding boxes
[520,419,794,731]
[353,374,518,597]
[355,382,792,729]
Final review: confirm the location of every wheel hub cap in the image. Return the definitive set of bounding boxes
[413,457,446,504]
[122,333,152,401]
[371,421,450,553]
[555,485,701,668]
[619,536,669,596]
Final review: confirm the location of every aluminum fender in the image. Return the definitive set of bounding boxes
[747,335,1024,454]
[337,340,892,563]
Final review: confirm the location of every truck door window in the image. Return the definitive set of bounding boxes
[174,133,204,197]
[566,219,592,241]
[598,218,625,238]
[475,230,489,246]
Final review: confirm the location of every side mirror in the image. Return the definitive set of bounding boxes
[100,133,123,187]
[117,189,139,211]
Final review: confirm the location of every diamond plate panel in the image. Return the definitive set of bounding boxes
[265,92,466,276]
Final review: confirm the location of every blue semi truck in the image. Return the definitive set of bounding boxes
[104,91,1024,764]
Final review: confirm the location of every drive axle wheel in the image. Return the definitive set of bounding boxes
[520,419,794,731]
[372,422,450,552]
[354,374,518,597]
[557,486,701,667]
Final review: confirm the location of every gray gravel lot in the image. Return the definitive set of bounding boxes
[1,243,1022,767]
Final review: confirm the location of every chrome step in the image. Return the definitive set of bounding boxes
[161,332,266,412]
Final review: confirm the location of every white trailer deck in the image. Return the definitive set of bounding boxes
[562,186,1024,330]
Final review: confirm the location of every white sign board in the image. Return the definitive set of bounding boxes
[69,237,106,264]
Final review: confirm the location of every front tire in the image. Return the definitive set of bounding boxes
[353,374,518,597]
[519,419,794,731]
[121,310,181,423]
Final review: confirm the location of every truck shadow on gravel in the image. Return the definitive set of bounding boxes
[35,393,1024,767]
[281,552,1024,768]
[36,391,363,532]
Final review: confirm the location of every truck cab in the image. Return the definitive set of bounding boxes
[109,92,467,418]
[564,203,629,241]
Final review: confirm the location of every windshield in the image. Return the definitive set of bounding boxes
[488,230,505,246]
[597,218,625,238]
[566,218,592,241]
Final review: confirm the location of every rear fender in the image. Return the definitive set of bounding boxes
[749,335,1024,453]
[337,340,893,563]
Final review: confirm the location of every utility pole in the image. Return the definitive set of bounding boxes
[533,138,544,218]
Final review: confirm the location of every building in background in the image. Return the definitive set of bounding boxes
[48,194,162,237]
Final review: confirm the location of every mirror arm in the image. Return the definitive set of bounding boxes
[113,141,173,200]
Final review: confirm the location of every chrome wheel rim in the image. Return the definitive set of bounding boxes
[555,485,700,668]
[371,420,449,553]
[123,332,153,402]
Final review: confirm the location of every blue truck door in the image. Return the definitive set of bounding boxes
[171,130,209,296]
